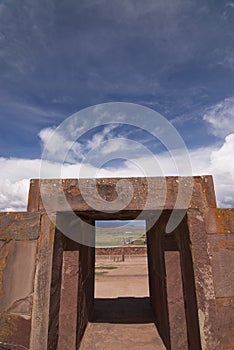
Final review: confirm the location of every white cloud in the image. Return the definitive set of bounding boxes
[38,124,119,164]
[39,127,83,163]
[187,135,234,207]
[1,110,234,212]
[226,2,234,8]
[86,124,117,150]
[0,178,30,212]
[0,157,41,182]
[209,134,234,207]
[218,47,234,71]
[210,134,234,171]
[0,157,41,211]
[203,97,234,137]
[1,131,234,211]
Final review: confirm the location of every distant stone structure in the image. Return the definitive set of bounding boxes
[0,176,233,349]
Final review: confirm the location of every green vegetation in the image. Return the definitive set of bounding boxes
[132,239,145,245]
[95,225,146,247]
[95,265,118,275]
[95,266,118,270]
[95,271,108,275]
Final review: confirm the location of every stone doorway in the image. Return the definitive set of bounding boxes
[43,210,202,349]
[14,176,221,350]
[80,219,163,349]
[1,177,225,349]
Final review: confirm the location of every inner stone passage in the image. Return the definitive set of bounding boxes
[49,211,200,349]
[80,298,166,350]
[80,220,166,349]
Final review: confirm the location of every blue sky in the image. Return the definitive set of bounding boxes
[96,220,145,227]
[0,0,234,211]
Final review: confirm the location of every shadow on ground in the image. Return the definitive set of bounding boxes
[91,297,156,324]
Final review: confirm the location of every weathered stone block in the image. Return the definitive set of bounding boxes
[57,250,79,350]
[207,234,234,298]
[216,298,234,350]
[0,240,37,313]
[28,176,216,214]
[187,209,220,350]
[0,212,40,240]
[165,251,188,349]
[205,208,234,234]
[0,240,37,349]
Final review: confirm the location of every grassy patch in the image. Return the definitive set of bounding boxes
[95,266,118,270]
[95,271,108,275]
[132,239,145,245]
[95,226,146,246]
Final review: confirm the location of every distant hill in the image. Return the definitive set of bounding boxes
[95,224,146,247]
[96,224,145,230]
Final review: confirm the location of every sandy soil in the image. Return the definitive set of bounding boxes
[80,256,166,350]
[94,255,149,298]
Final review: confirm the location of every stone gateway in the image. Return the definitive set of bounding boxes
[0,176,233,349]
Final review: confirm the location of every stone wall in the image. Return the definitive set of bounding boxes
[205,208,234,350]
[0,177,233,349]
[0,213,40,349]
[95,246,146,256]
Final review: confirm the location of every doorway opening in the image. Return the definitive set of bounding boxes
[48,210,202,350]
[80,220,166,349]
[94,219,148,298]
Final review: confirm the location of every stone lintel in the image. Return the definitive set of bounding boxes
[27,176,216,213]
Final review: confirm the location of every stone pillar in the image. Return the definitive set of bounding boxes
[174,217,202,350]
[164,250,188,350]
[30,212,95,349]
[185,209,220,350]
[75,217,95,347]
[57,248,80,349]
[205,208,234,350]
[0,212,40,350]
[30,213,56,350]
[146,214,171,350]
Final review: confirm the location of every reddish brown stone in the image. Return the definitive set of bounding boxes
[0,313,31,349]
[216,298,234,350]
[205,208,234,234]
[0,212,40,240]
[27,179,40,212]
[95,246,147,256]
[31,176,216,214]
[207,234,234,298]
[1,176,234,349]
[0,240,37,313]
[30,214,56,350]
[0,240,37,349]
[57,251,79,350]
[165,251,188,349]
[186,209,221,349]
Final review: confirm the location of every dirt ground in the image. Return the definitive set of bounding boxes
[94,255,149,298]
[80,255,166,350]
